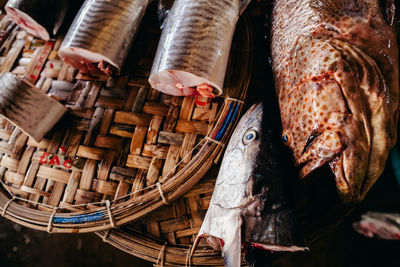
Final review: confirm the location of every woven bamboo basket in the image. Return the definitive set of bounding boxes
[98,166,225,267]
[96,167,354,267]
[0,5,253,233]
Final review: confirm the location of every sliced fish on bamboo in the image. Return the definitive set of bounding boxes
[5,0,68,41]
[271,0,399,201]
[194,103,307,267]
[0,72,67,141]
[58,0,150,76]
[149,0,251,97]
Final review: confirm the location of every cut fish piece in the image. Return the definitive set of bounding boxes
[0,72,67,141]
[5,0,67,41]
[58,0,150,76]
[149,0,251,97]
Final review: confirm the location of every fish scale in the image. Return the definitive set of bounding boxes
[58,0,150,75]
[149,0,250,97]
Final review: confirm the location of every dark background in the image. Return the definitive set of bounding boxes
[1,1,400,267]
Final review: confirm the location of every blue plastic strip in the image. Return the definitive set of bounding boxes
[53,211,105,224]
[390,147,400,187]
[216,102,239,141]
[215,103,234,141]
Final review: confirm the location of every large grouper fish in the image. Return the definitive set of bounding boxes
[271,0,399,202]
[194,103,307,267]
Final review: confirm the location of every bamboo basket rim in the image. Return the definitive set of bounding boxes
[97,170,226,267]
[0,10,253,233]
[96,175,355,267]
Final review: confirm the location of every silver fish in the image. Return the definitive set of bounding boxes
[194,103,307,267]
[149,0,250,97]
[5,0,67,41]
[58,0,150,75]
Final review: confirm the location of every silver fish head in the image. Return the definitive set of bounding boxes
[195,103,306,267]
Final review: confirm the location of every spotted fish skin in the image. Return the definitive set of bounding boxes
[58,0,150,75]
[149,0,250,96]
[5,0,67,41]
[271,0,399,201]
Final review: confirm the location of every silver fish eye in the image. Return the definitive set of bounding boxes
[243,129,257,145]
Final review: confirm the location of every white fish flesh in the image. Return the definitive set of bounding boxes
[5,0,67,41]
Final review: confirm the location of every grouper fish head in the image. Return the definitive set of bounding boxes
[276,0,399,202]
[194,103,306,267]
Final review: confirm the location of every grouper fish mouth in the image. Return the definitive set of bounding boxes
[194,103,307,267]
[271,0,399,202]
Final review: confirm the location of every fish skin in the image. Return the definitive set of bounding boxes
[149,0,250,97]
[0,21,16,49]
[157,0,175,29]
[353,212,400,240]
[271,0,399,201]
[58,0,150,75]
[195,103,306,267]
[5,0,68,40]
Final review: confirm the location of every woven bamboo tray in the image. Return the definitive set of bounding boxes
[98,166,225,267]
[0,5,253,233]
[96,168,354,267]
[96,170,354,267]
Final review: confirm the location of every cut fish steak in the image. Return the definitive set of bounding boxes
[149,0,251,97]
[5,0,67,41]
[58,0,150,76]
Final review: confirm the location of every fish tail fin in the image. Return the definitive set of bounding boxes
[221,215,242,267]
